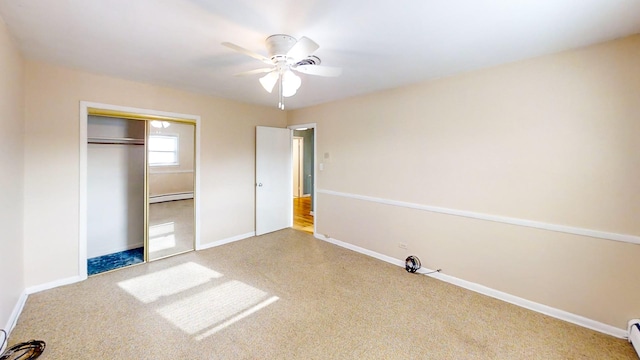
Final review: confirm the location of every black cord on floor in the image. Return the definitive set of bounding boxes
[0,330,45,360]
[0,340,45,360]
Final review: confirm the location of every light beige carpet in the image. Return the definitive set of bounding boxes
[8,229,636,359]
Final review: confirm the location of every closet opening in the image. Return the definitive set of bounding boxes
[80,103,200,277]
[87,116,146,275]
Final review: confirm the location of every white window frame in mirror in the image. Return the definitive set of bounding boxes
[149,134,179,166]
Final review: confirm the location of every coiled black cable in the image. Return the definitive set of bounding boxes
[0,330,45,360]
[404,256,442,275]
[405,255,421,273]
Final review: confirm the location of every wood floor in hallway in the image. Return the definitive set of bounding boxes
[293,196,313,234]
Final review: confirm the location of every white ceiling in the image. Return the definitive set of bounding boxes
[1,0,639,109]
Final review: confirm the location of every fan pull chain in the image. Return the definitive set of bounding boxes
[278,71,285,110]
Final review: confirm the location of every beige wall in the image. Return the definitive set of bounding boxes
[288,35,640,329]
[24,61,286,287]
[149,172,193,197]
[0,17,25,330]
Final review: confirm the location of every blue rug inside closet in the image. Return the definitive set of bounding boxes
[87,247,144,275]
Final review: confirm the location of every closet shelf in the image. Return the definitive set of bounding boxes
[88,137,145,145]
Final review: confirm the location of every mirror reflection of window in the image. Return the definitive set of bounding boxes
[149,135,179,166]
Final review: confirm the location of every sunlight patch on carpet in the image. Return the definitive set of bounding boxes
[118,262,222,303]
[156,280,277,335]
[195,295,279,341]
[118,262,278,339]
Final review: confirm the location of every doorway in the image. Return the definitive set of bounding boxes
[80,102,201,278]
[290,127,315,234]
[254,124,317,236]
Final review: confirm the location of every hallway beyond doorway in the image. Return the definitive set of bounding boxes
[293,197,313,234]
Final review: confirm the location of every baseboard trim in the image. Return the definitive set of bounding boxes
[314,233,628,339]
[4,290,28,340]
[149,192,194,204]
[317,189,640,245]
[197,232,255,251]
[150,169,194,174]
[629,319,640,356]
[25,275,85,295]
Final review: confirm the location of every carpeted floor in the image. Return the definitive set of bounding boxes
[8,229,637,359]
[87,247,144,275]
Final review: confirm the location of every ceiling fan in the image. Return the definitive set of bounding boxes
[222,34,342,110]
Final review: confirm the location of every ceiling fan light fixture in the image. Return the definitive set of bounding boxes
[224,34,341,108]
[282,70,301,98]
[150,120,170,128]
[259,71,279,93]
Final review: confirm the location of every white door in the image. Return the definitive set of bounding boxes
[256,126,292,235]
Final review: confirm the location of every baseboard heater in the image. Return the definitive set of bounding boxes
[630,319,640,358]
[149,192,194,204]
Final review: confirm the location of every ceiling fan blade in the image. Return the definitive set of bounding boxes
[222,42,272,64]
[286,36,319,62]
[294,65,342,77]
[233,68,275,76]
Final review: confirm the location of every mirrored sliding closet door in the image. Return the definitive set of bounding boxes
[147,120,196,261]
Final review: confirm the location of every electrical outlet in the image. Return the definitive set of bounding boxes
[398,242,408,249]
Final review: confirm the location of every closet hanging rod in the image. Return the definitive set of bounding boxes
[88,137,144,145]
